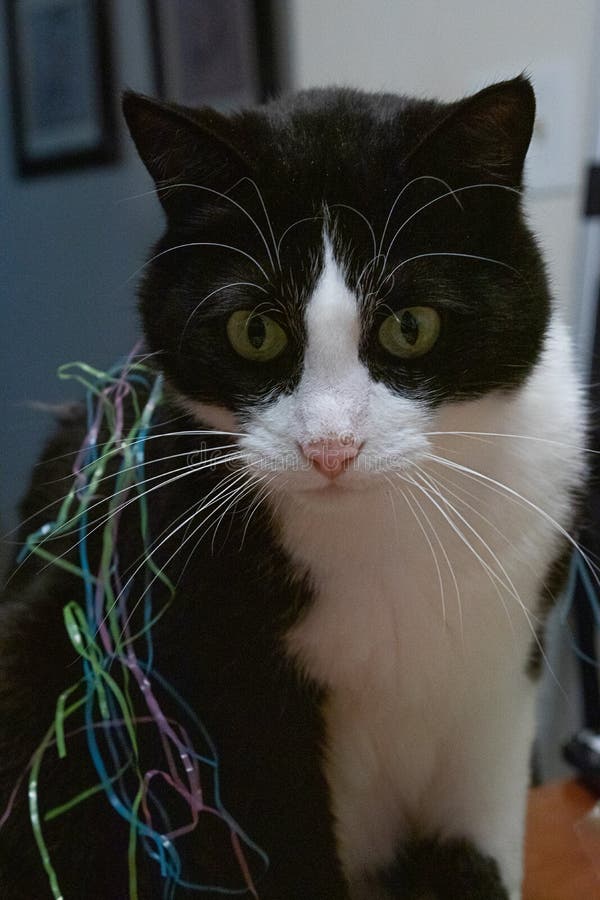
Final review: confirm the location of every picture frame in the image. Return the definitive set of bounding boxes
[6,0,118,177]
[148,0,278,110]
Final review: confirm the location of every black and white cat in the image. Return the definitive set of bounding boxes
[0,77,586,899]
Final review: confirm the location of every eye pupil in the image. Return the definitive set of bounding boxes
[247,316,266,349]
[400,311,419,345]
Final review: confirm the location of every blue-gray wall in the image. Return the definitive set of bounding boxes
[1,2,163,536]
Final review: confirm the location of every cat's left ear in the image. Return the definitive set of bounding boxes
[122,92,250,218]
[408,75,536,188]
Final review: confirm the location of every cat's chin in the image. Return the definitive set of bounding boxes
[282,472,388,500]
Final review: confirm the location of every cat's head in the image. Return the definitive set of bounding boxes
[123,78,548,500]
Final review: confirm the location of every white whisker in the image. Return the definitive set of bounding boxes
[148,180,278,272]
[425,430,592,453]
[356,253,385,293]
[232,176,281,271]
[238,475,278,551]
[422,466,571,616]
[161,468,267,588]
[416,469,526,638]
[382,182,521,268]
[69,450,245,542]
[179,282,269,351]
[329,203,378,262]
[378,175,464,257]
[124,468,247,595]
[11,453,245,587]
[425,452,598,587]
[177,470,261,578]
[402,470,522,633]
[405,473,464,634]
[381,251,521,289]
[208,473,266,556]
[128,241,270,285]
[276,214,323,258]
[396,480,447,626]
[114,467,255,639]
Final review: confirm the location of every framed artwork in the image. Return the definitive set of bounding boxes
[148,0,278,110]
[6,0,118,177]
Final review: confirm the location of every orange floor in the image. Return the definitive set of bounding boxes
[524,780,600,899]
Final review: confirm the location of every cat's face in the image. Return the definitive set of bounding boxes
[124,79,549,500]
[207,234,436,496]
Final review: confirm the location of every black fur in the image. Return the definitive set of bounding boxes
[0,80,546,897]
[381,836,508,899]
[0,405,346,898]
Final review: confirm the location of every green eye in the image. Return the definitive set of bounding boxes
[227,310,288,362]
[378,306,441,359]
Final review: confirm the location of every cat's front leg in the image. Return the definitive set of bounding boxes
[343,681,536,899]
[418,681,537,900]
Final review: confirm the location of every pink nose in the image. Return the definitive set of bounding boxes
[300,436,362,480]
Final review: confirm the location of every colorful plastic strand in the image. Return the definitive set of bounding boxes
[3,351,267,897]
[28,722,65,900]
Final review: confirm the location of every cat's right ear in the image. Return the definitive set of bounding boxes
[122,92,249,218]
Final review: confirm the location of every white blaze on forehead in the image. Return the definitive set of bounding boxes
[298,236,370,438]
[305,238,360,376]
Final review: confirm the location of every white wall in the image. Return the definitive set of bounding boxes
[288,0,599,321]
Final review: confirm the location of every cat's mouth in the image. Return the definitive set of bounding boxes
[285,464,387,497]
[300,478,354,493]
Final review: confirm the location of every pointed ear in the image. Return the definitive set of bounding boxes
[122,92,250,217]
[410,75,536,188]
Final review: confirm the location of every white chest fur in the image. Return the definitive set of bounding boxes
[276,321,585,880]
